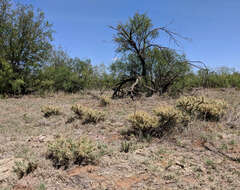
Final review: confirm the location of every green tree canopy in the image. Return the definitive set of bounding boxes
[110,13,189,98]
[0,0,53,93]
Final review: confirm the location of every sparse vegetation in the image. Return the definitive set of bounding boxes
[99,96,111,106]
[47,137,97,168]
[72,104,105,123]
[13,160,38,179]
[71,104,88,118]
[41,105,60,117]
[153,105,190,127]
[128,111,158,133]
[120,141,132,153]
[176,96,228,121]
[0,1,240,189]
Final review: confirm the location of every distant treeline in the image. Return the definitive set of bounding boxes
[183,68,240,89]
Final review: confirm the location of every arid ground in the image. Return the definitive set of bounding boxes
[0,89,239,190]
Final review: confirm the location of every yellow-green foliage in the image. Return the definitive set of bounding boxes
[74,138,97,164]
[128,111,158,131]
[13,160,37,179]
[71,104,88,118]
[47,137,96,168]
[176,96,228,121]
[100,96,111,106]
[72,104,105,123]
[71,104,105,123]
[153,105,190,126]
[83,109,105,123]
[41,105,60,117]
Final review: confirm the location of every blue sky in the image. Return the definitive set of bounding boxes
[16,0,240,70]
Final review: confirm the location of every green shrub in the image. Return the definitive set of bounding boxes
[71,104,105,123]
[41,105,60,117]
[176,96,228,121]
[47,137,97,168]
[128,111,158,132]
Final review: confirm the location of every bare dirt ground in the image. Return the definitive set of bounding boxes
[0,89,239,190]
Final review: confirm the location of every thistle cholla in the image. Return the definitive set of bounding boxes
[99,96,111,106]
[41,105,60,117]
[153,105,190,126]
[71,104,105,123]
[128,111,158,131]
[176,96,228,121]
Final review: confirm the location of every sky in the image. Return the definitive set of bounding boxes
[16,0,240,71]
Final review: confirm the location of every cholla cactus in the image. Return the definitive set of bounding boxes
[71,104,105,123]
[47,137,97,168]
[47,138,75,168]
[128,111,158,131]
[153,105,190,126]
[41,105,60,117]
[99,96,111,106]
[176,96,228,121]
[83,109,105,123]
[71,104,88,118]
[74,137,97,164]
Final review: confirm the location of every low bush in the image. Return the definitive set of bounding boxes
[176,96,228,121]
[71,104,105,123]
[41,105,60,117]
[47,137,97,168]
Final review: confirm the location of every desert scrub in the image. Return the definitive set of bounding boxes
[128,111,158,133]
[41,105,60,117]
[47,138,75,168]
[74,138,97,164]
[176,96,228,121]
[153,105,190,127]
[13,160,37,179]
[71,104,88,118]
[71,104,105,123]
[99,96,111,106]
[47,137,97,168]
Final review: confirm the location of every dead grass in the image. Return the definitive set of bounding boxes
[0,89,239,189]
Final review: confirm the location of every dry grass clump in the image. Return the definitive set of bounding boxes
[47,137,97,168]
[41,105,60,117]
[99,96,111,106]
[71,104,105,123]
[153,105,190,127]
[176,96,228,121]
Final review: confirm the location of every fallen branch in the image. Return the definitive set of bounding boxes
[203,142,240,163]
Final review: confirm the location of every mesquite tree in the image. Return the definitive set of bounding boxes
[110,13,187,98]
